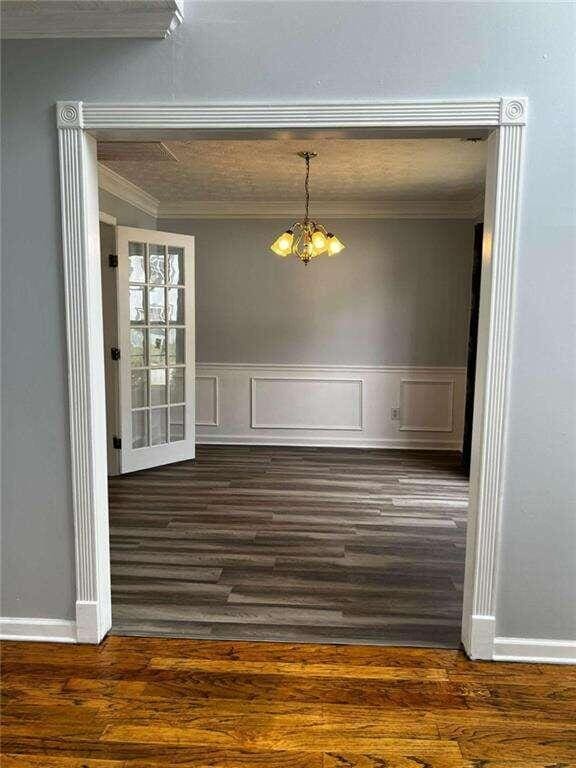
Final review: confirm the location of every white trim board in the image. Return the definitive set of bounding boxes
[0,617,77,643]
[1,1,184,40]
[57,98,527,656]
[493,637,576,665]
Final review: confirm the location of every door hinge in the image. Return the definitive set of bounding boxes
[112,436,122,450]
[108,254,118,268]
[111,347,121,361]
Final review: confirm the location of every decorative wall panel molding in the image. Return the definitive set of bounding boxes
[196,376,219,427]
[1,1,183,39]
[196,364,466,450]
[251,377,363,431]
[399,380,454,432]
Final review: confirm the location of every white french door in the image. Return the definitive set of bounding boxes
[116,226,195,473]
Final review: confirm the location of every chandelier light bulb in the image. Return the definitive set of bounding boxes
[271,230,294,256]
[326,233,345,256]
[311,229,327,251]
[279,232,293,250]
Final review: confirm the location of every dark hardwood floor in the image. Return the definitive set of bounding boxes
[2,636,575,767]
[109,446,468,648]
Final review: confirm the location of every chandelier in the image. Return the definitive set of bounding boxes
[270,151,345,265]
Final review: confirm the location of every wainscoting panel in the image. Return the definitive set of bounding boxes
[196,364,466,450]
[196,375,219,426]
[399,379,454,432]
[251,377,363,431]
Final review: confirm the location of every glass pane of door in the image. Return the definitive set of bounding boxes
[129,242,146,283]
[169,405,185,442]
[149,244,166,284]
[167,246,184,285]
[132,410,148,449]
[151,408,168,445]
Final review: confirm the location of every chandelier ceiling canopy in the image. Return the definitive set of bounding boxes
[270,151,345,265]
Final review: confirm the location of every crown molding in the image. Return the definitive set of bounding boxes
[98,164,159,218]
[97,163,483,221]
[469,190,485,220]
[99,211,117,226]
[157,199,483,220]
[1,0,183,40]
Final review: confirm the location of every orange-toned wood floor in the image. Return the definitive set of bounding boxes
[1,635,575,767]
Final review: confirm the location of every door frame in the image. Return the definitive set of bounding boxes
[56,97,527,656]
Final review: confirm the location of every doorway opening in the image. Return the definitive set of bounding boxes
[98,132,486,648]
[57,98,526,659]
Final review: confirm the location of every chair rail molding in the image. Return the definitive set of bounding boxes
[57,98,528,659]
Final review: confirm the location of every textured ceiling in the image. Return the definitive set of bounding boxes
[102,138,486,203]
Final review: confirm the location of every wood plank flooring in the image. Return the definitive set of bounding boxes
[2,636,575,767]
[109,446,468,647]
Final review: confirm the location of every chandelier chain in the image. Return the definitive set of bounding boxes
[304,153,310,222]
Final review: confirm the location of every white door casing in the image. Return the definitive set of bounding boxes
[56,99,526,653]
[116,226,195,474]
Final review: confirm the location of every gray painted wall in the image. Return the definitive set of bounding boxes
[159,218,474,366]
[99,189,156,230]
[2,1,575,641]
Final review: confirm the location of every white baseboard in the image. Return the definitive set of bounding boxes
[0,617,77,643]
[196,434,462,450]
[76,600,111,644]
[493,636,576,665]
[462,613,496,659]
